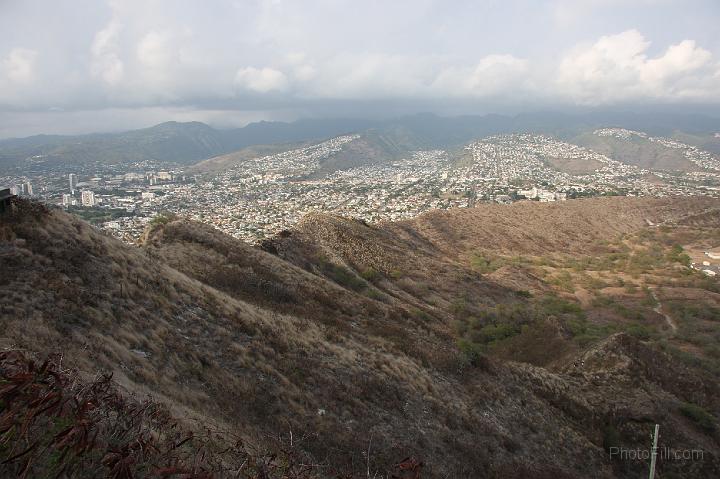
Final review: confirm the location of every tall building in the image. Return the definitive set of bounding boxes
[62,194,73,207]
[21,182,33,196]
[81,190,95,207]
[69,174,78,194]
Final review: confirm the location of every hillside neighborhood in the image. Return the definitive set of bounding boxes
[3,129,718,244]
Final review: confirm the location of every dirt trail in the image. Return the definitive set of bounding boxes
[651,289,677,334]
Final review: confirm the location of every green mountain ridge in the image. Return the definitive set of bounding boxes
[3,112,720,172]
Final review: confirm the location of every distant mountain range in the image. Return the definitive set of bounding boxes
[2,112,720,172]
[0,118,375,171]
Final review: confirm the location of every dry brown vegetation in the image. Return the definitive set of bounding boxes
[2,196,720,478]
[0,349,331,479]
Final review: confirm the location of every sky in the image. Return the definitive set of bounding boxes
[1,0,719,138]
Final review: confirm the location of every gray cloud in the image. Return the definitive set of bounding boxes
[0,0,719,137]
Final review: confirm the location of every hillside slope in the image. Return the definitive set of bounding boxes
[0,119,379,172]
[4,112,720,173]
[572,131,697,171]
[0,122,230,170]
[190,127,428,176]
[2,196,720,477]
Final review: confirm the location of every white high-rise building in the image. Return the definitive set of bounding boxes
[62,194,73,207]
[69,174,78,194]
[81,190,95,207]
[22,182,33,196]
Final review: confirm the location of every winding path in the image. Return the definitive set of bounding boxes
[651,289,677,334]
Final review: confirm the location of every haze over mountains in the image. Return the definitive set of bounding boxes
[3,1,720,477]
[2,111,720,171]
[3,110,719,477]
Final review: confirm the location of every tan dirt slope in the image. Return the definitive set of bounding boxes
[1,196,720,478]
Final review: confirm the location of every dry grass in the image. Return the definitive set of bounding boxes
[0,349,362,479]
[2,196,720,478]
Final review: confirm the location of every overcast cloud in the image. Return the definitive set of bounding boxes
[1,0,719,137]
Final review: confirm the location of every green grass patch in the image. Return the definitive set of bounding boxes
[679,403,716,434]
[359,267,381,283]
[455,295,587,349]
[321,261,367,291]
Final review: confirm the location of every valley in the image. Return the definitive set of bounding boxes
[3,122,719,244]
[4,2,720,477]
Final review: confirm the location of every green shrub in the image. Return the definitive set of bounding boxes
[549,271,575,292]
[470,254,506,274]
[538,295,584,318]
[625,323,653,341]
[450,298,467,316]
[454,295,588,349]
[365,289,384,301]
[679,403,716,434]
[457,339,489,369]
[452,319,469,336]
[566,317,618,345]
[624,283,638,294]
[321,262,366,291]
[667,301,720,323]
[627,246,665,273]
[150,211,177,226]
[612,303,645,322]
[360,267,381,282]
[666,244,691,267]
[470,322,520,344]
[641,287,658,307]
[584,275,609,290]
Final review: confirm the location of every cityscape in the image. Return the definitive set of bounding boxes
[4,1,720,476]
[2,128,719,244]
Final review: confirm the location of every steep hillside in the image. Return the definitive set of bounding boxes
[267,197,713,266]
[187,142,308,173]
[191,128,428,177]
[4,112,720,173]
[2,196,720,478]
[1,200,464,476]
[386,196,717,257]
[0,349,328,478]
[0,119,375,171]
[0,122,229,170]
[572,131,697,171]
[307,128,418,176]
[672,132,720,155]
